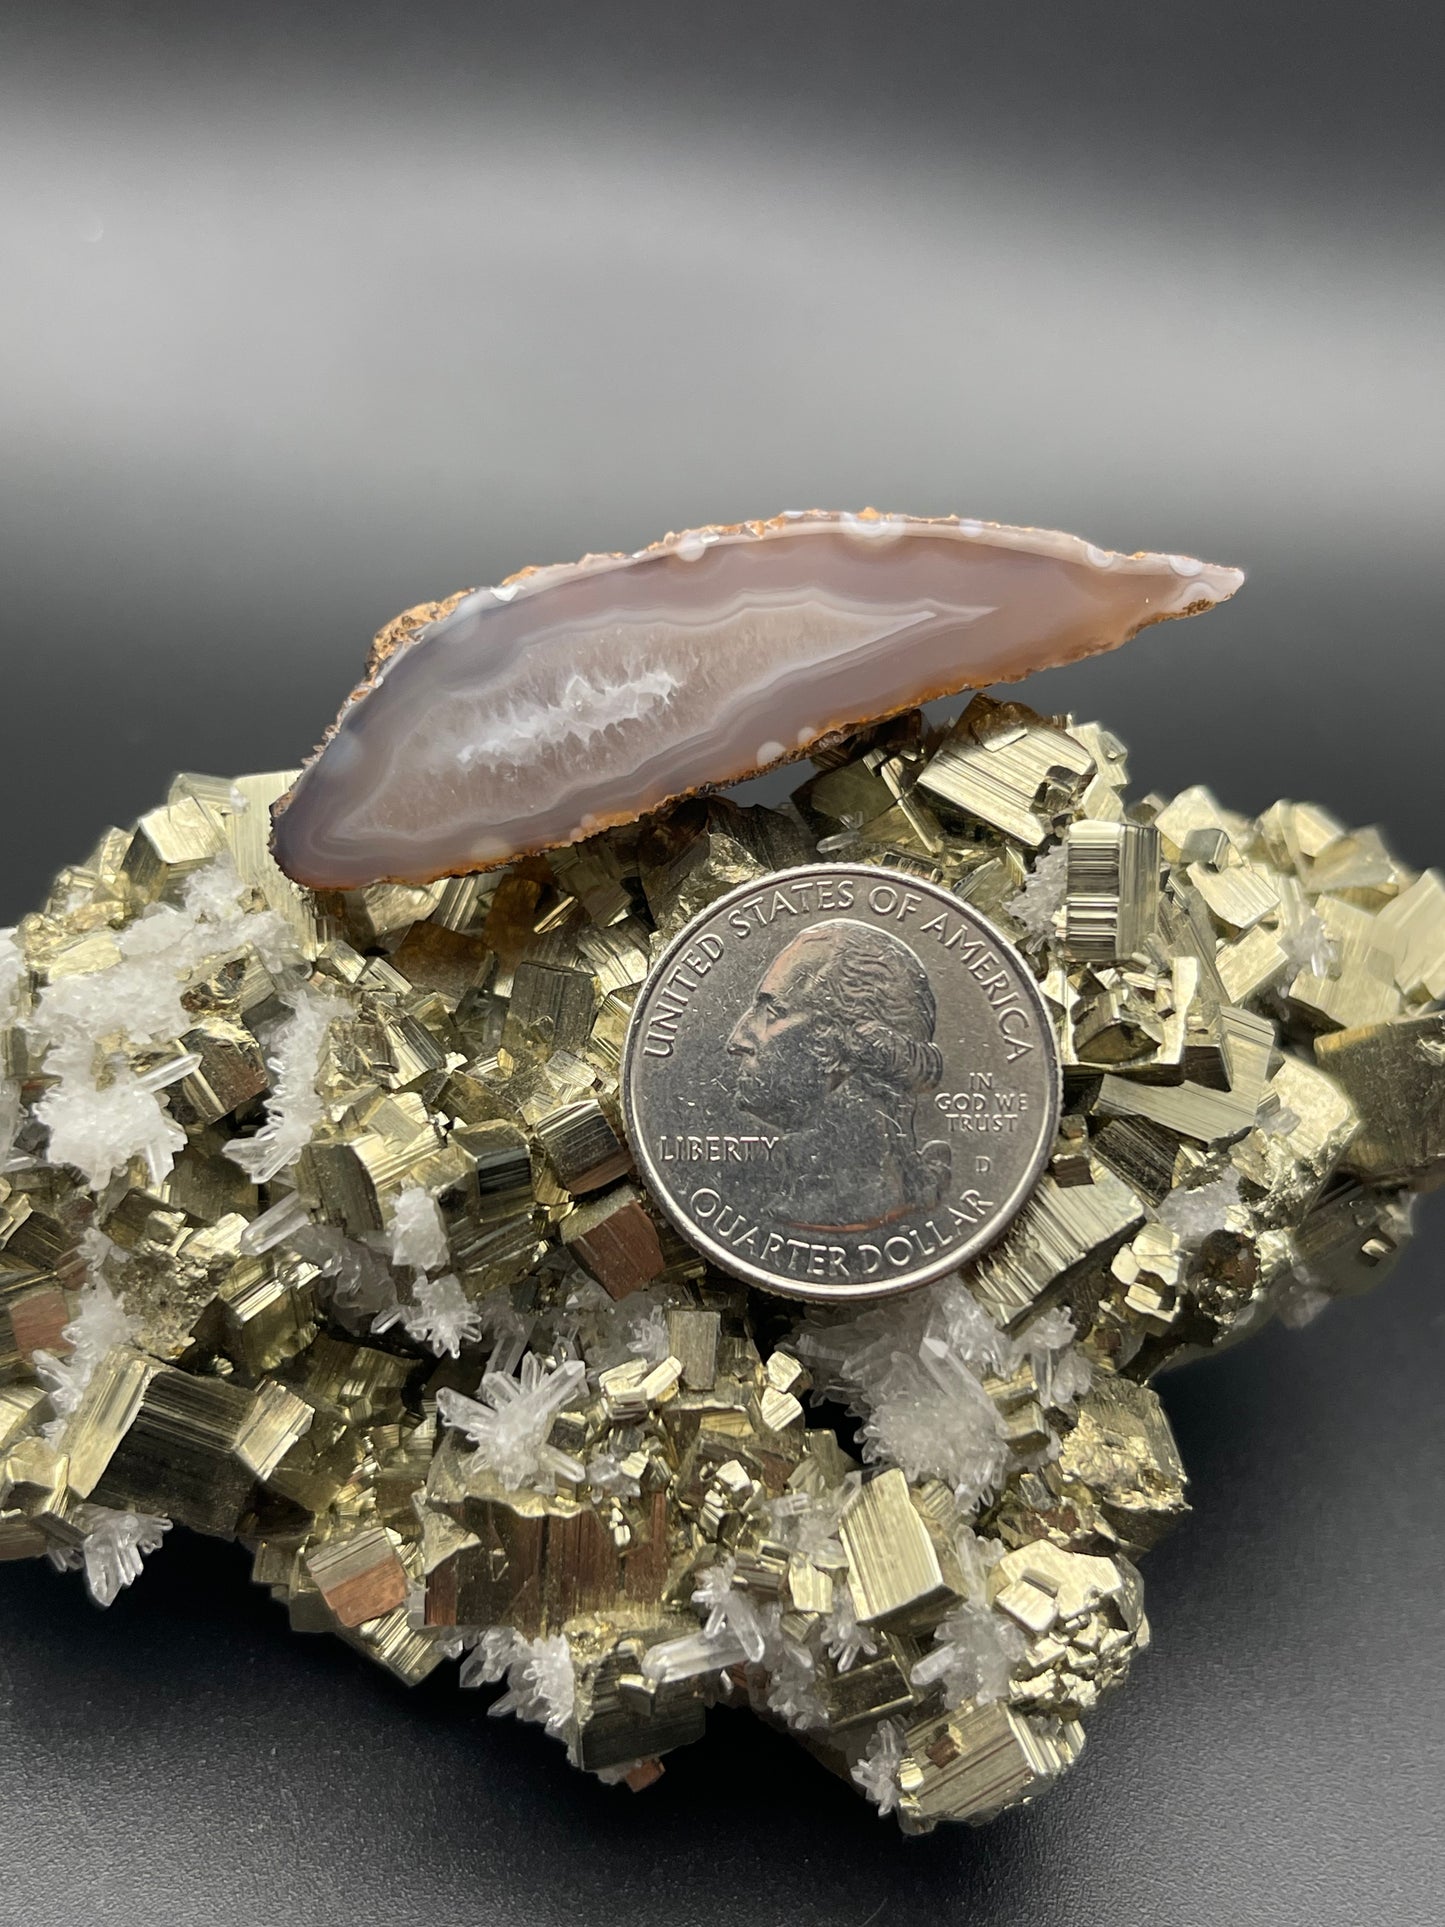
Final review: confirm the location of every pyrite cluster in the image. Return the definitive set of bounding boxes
[1,698,1440,1829]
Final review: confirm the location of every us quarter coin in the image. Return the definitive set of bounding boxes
[622,864,1061,1302]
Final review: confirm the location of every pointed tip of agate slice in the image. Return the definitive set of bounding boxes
[271,510,1243,889]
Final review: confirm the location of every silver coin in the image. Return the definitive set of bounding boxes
[623,863,1061,1303]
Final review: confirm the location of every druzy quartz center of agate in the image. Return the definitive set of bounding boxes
[270,511,1242,890]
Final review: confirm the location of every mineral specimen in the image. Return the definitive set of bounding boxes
[2,696,1440,1831]
[269,512,1243,888]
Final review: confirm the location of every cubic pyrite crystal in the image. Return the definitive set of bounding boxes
[3,688,1441,1828]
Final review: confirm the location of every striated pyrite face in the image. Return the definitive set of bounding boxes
[269,511,1242,889]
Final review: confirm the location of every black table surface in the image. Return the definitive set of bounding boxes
[1,6,1442,1923]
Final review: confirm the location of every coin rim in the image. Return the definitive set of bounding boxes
[621,862,1063,1303]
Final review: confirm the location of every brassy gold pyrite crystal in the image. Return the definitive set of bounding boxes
[1,512,1440,1832]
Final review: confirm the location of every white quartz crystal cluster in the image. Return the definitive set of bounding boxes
[26,862,290,1190]
[1011,843,1070,946]
[909,1530,1026,1707]
[461,1627,578,1737]
[372,1185,483,1357]
[797,1283,1090,1506]
[1155,1168,1246,1247]
[851,1718,909,1816]
[436,1354,589,1493]
[47,1503,171,1609]
[223,985,345,1185]
[32,1260,136,1439]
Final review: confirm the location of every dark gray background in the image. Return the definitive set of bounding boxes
[0,5,1441,1923]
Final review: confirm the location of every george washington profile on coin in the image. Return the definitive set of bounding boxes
[623,864,1060,1302]
[725,919,952,1230]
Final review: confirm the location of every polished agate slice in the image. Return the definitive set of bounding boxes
[271,511,1242,888]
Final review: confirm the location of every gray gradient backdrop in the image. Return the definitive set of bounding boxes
[1,7,1441,1924]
